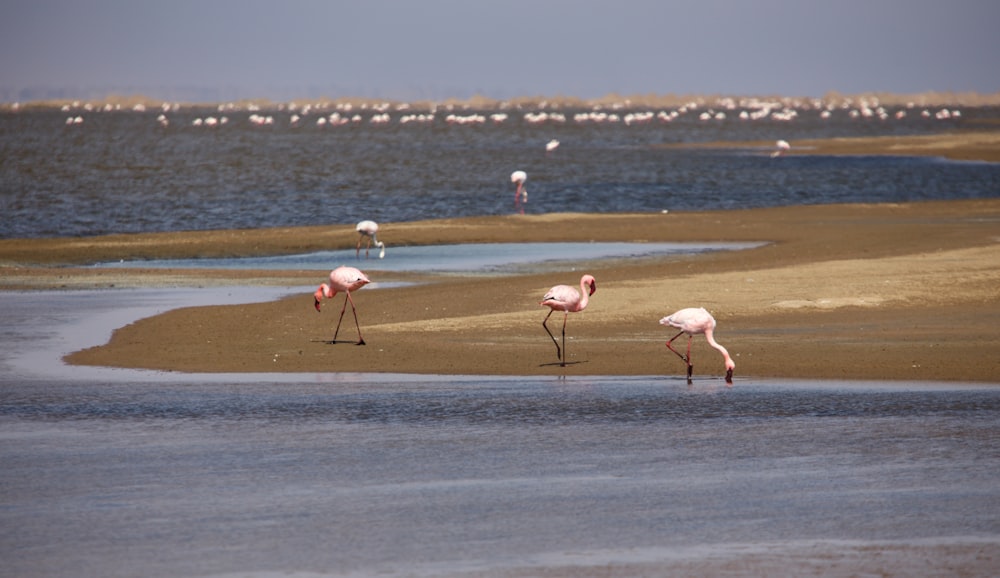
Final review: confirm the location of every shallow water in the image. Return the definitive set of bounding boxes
[92,241,765,273]
[1,287,998,576]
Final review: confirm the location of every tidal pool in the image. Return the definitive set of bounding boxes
[92,241,766,274]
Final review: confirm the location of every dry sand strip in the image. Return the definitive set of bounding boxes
[3,199,988,382]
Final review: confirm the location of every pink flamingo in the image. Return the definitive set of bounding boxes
[355,220,386,259]
[314,266,371,345]
[511,170,527,214]
[540,274,597,366]
[660,307,735,384]
[770,139,791,158]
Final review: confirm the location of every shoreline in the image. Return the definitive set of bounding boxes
[2,200,995,383]
[2,132,998,382]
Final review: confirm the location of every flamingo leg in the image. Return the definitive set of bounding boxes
[346,291,365,345]
[560,311,568,367]
[666,331,694,382]
[542,309,562,363]
[514,184,525,215]
[686,336,694,382]
[665,331,688,362]
[332,291,366,345]
[332,293,349,342]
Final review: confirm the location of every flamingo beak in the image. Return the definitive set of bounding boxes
[589,281,597,296]
[725,368,734,384]
[314,298,322,312]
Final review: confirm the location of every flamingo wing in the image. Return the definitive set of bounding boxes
[660,307,715,335]
[330,266,371,292]
[356,220,378,235]
[540,284,580,311]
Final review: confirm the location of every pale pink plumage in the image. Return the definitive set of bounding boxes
[355,220,385,259]
[660,307,735,384]
[540,274,597,366]
[314,266,371,345]
[511,170,527,214]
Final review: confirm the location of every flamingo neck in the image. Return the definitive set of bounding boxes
[575,279,591,312]
[704,329,735,370]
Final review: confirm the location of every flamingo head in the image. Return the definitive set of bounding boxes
[376,241,386,259]
[584,275,597,296]
[314,284,333,312]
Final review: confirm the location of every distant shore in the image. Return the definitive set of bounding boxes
[5,89,1000,111]
[2,131,998,382]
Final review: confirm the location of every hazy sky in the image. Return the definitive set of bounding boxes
[2,0,998,102]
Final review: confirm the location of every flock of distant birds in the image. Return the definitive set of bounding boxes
[53,96,965,129]
[316,210,734,384]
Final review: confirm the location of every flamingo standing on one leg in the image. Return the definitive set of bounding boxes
[355,220,386,259]
[660,307,735,384]
[540,274,597,366]
[314,266,371,345]
[511,170,527,214]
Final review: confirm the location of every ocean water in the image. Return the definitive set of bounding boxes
[2,104,999,239]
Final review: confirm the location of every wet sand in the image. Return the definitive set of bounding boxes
[2,132,998,382]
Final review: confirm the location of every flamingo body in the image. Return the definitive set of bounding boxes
[660,307,735,384]
[355,220,385,259]
[314,266,371,344]
[540,274,597,366]
[511,170,527,214]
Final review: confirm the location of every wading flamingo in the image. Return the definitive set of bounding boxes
[771,139,791,158]
[511,170,527,214]
[314,266,370,345]
[355,220,386,259]
[660,307,735,384]
[540,274,597,366]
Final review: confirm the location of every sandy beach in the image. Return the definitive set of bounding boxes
[2,132,998,382]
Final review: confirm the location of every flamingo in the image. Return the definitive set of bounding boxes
[355,220,386,259]
[510,170,527,214]
[314,266,371,345]
[771,139,791,158]
[660,307,735,384]
[540,274,597,366]
[545,139,560,153]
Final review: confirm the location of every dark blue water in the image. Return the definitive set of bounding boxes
[2,105,998,238]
